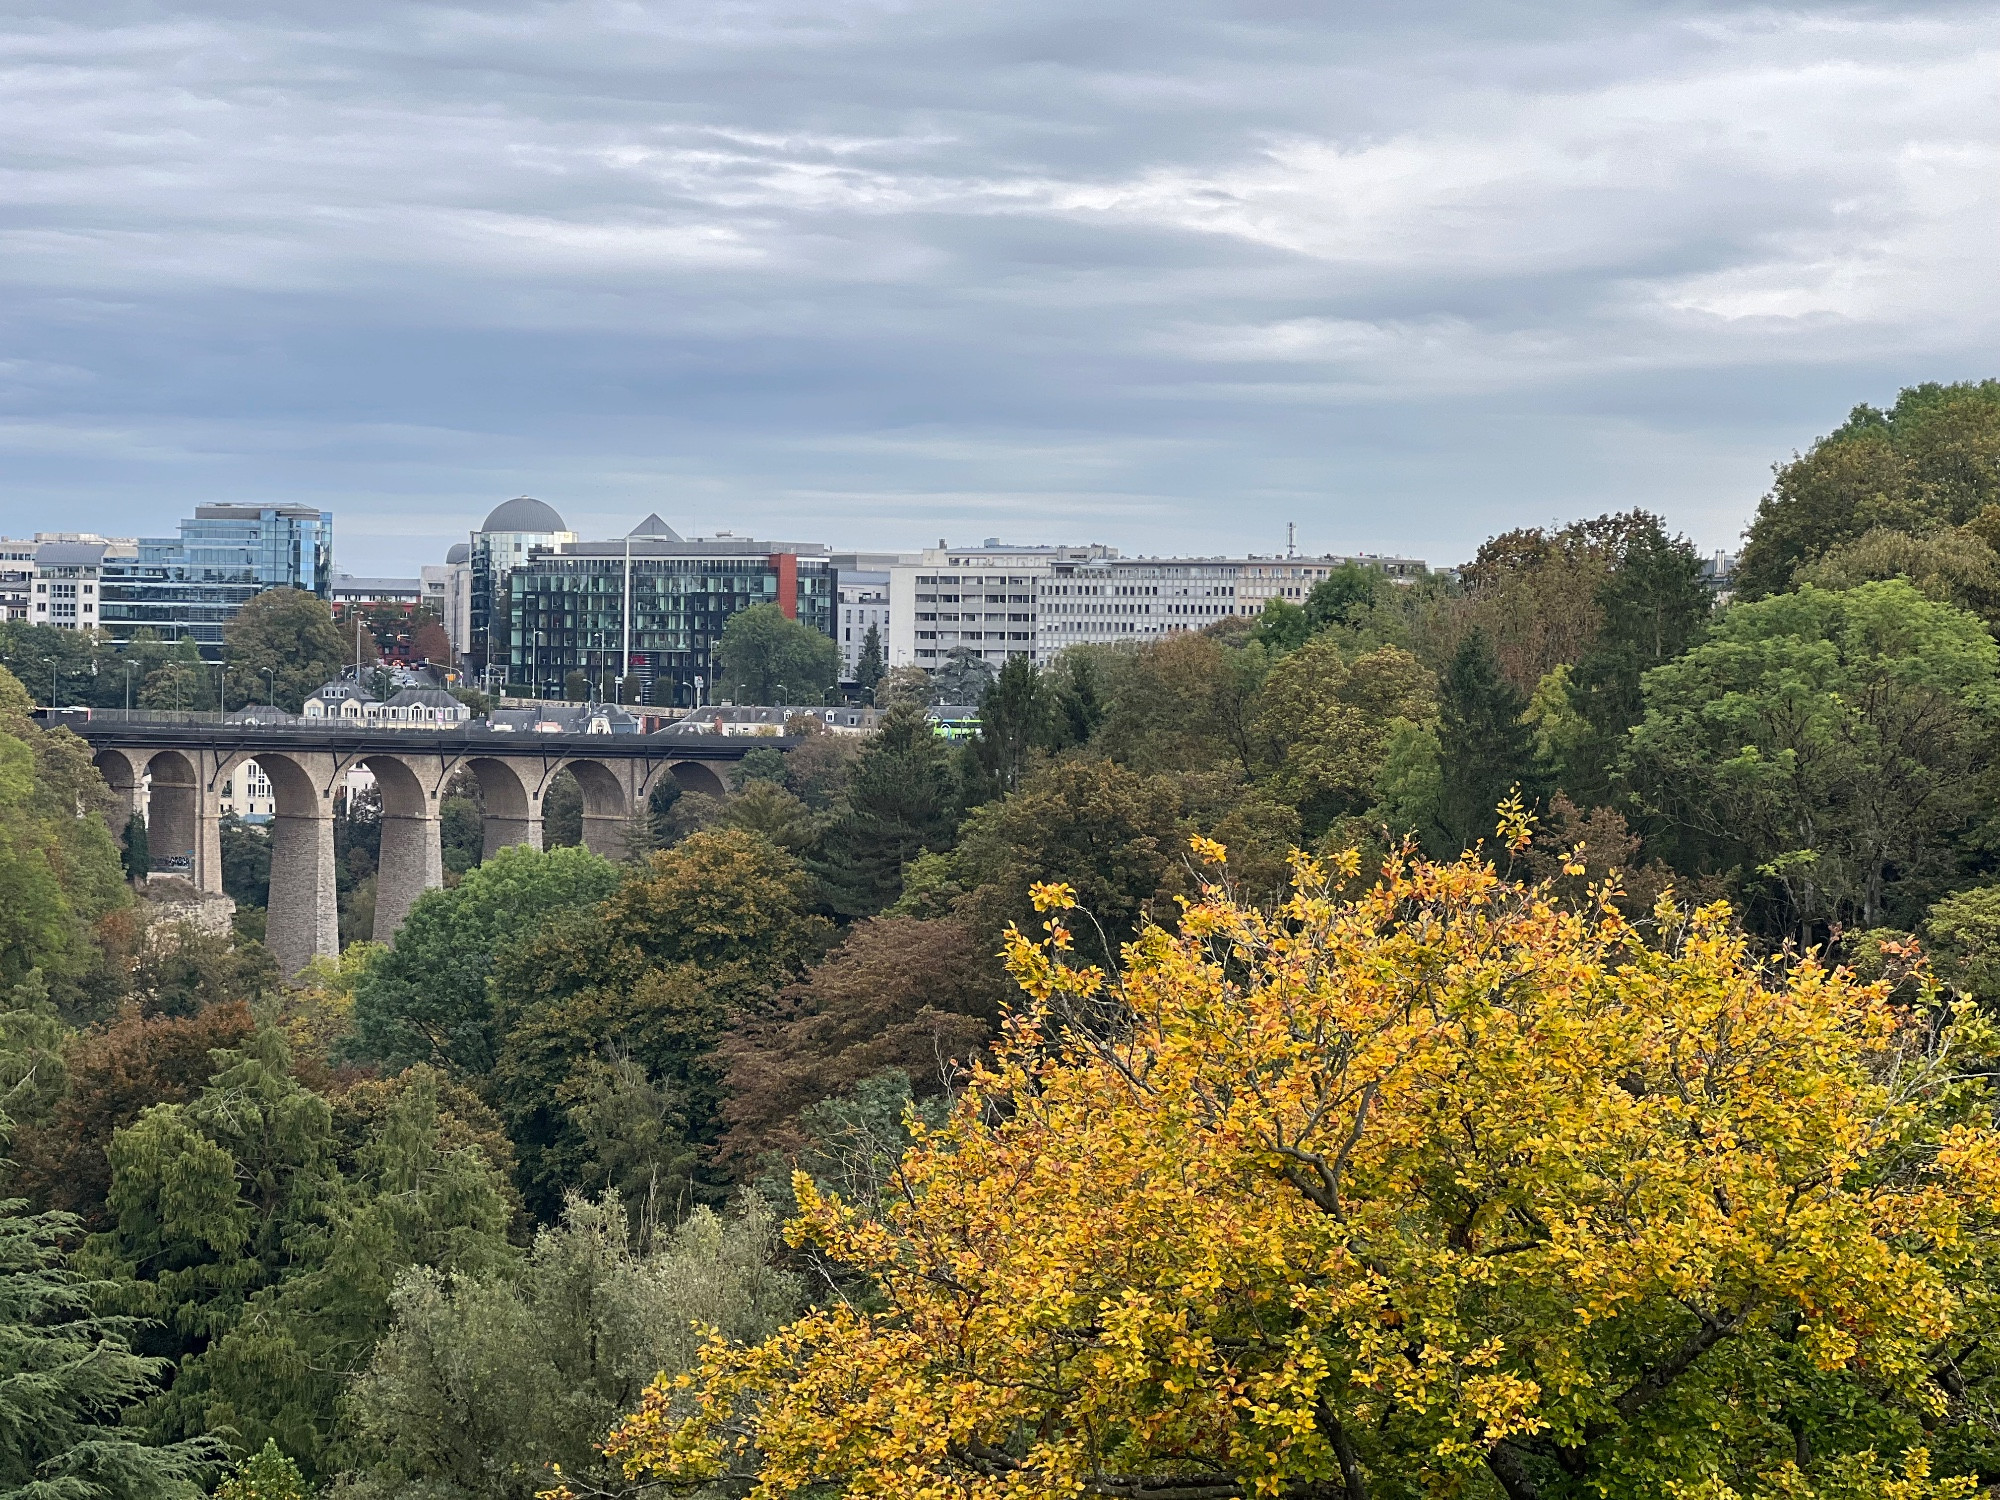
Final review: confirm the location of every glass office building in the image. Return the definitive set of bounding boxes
[506,523,835,706]
[99,504,333,658]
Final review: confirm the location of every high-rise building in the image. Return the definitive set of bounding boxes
[433,542,474,657]
[504,515,835,706]
[888,543,1427,670]
[93,504,333,658]
[467,497,577,675]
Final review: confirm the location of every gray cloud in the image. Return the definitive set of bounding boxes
[0,0,1993,569]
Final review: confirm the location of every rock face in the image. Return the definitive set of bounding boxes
[139,877,238,937]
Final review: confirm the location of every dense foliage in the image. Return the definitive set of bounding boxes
[12,382,2000,1495]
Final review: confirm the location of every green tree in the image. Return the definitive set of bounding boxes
[930,646,995,705]
[1796,523,2000,622]
[488,831,828,1218]
[855,623,884,699]
[1252,640,1435,835]
[1737,380,2000,598]
[214,1440,308,1500]
[1561,515,1711,805]
[716,604,838,705]
[351,844,621,1075]
[138,640,218,713]
[810,705,960,918]
[1433,629,1543,852]
[82,1040,514,1481]
[1924,885,2000,1004]
[1250,596,1311,653]
[222,590,347,712]
[1627,579,2000,936]
[0,1188,220,1499]
[1303,561,1388,633]
[971,655,1050,798]
[336,1194,799,1500]
[120,814,148,884]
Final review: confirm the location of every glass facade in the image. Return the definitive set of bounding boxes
[507,542,835,706]
[98,504,333,658]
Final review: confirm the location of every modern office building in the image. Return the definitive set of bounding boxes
[888,542,1427,670]
[433,543,473,658]
[504,516,836,707]
[467,497,577,675]
[90,504,334,658]
[330,574,424,607]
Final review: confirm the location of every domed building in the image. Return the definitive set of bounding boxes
[465,497,577,676]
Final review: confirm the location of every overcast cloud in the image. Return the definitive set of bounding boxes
[0,0,1994,571]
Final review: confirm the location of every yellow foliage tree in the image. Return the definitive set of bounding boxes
[589,815,2000,1500]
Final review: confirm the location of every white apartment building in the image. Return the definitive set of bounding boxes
[888,543,1428,670]
[0,539,35,621]
[218,759,277,822]
[837,571,891,680]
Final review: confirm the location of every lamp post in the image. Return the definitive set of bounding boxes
[262,667,276,707]
[124,659,136,711]
[42,657,54,711]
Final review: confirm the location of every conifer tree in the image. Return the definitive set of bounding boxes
[1435,629,1542,851]
[810,705,959,917]
[856,623,884,700]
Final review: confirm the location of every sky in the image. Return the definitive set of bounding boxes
[0,1,1994,575]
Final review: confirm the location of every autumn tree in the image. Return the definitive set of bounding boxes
[717,915,1011,1172]
[599,829,2000,1500]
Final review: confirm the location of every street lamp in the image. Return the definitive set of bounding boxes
[124,659,136,711]
[42,657,54,711]
[262,667,276,707]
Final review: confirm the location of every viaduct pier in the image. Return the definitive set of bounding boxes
[72,716,776,976]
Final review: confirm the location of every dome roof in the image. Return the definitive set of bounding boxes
[444,542,470,564]
[480,496,567,533]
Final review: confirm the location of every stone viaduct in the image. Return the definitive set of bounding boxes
[75,718,774,977]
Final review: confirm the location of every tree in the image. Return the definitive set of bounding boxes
[597,834,2000,1500]
[1250,595,1311,653]
[222,589,347,712]
[876,664,934,710]
[487,830,831,1217]
[139,640,217,712]
[856,623,885,698]
[1095,634,1268,776]
[951,756,1185,969]
[716,915,1012,1172]
[9,1000,256,1226]
[1560,516,1711,805]
[1252,640,1434,834]
[932,646,996,705]
[1796,524,2000,623]
[810,705,960,918]
[214,1441,308,1500]
[0,1191,219,1498]
[561,669,588,703]
[716,604,839,705]
[81,1038,515,1481]
[335,1194,799,1500]
[410,615,454,669]
[351,844,621,1075]
[1738,381,2000,598]
[120,814,147,884]
[1303,561,1388,633]
[1626,580,2000,937]
[971,655,1051,798]
[1434,629,1542,852]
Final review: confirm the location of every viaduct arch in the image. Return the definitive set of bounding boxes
[81,721,780,975]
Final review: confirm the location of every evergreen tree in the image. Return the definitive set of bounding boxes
[971,656,1049,800]
[1562,517,1710,804]
[1,1154,220,1497]
[810,706,959,917]
[120,814,148,884]
[1434,630,1542,851]
[856,624,884,700]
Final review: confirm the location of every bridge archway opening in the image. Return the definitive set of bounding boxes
[141,749,199,877]
[361,754,444,946]
[555,758,630,859]
[228,750,340,977]
[464,757,537,858]
[666,760,728,801]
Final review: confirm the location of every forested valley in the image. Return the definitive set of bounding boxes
[10,380,2000,1500]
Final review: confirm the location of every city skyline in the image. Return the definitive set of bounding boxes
[3,3,1993,575]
